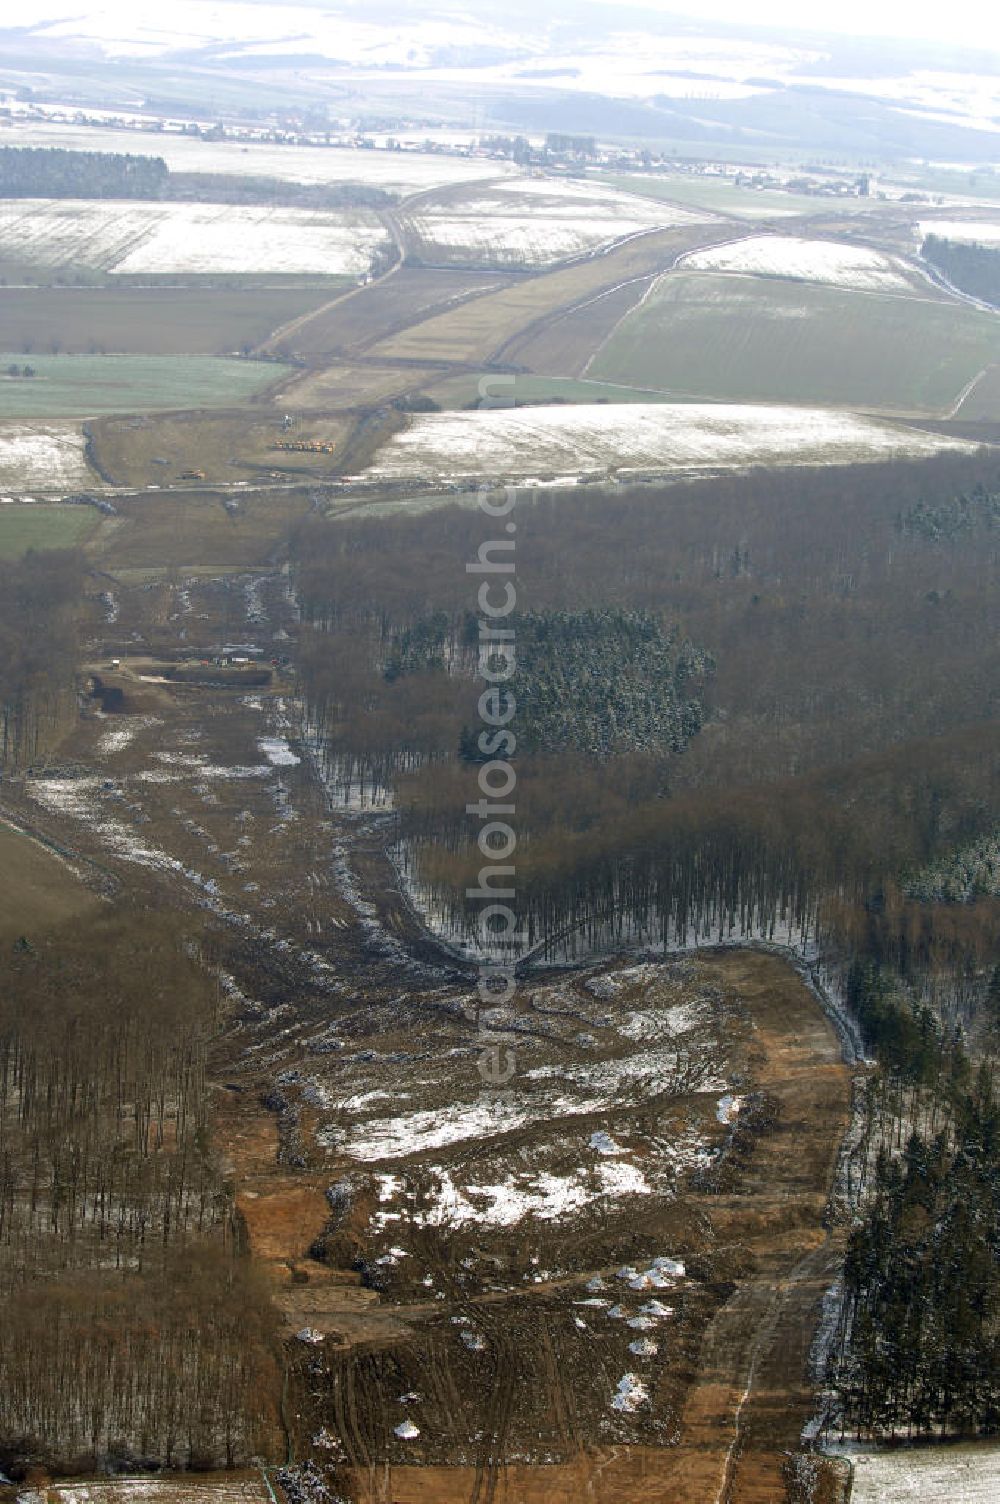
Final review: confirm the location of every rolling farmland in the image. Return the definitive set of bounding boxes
[426,373,680,407]
[680,233,921,291]
[0,199,389,279]
[369,224,734,364]
[0,353,291,418]
[0,287,332,355]
[265,266,521,361]
[363,402,975,483]
[597,171,886,220]
[401,176,710,267]
[589,273,1000,414]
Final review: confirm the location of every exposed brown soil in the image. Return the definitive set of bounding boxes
[15,568,856,1504]
[336,952,853,1504]
[267,267,521,363]
[89,410,348,489]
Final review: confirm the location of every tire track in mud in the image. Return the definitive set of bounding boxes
[469,1328,519,1504]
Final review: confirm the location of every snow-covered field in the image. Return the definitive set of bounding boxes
[682,235,918,291]
[0,422,91,489]
[842,1442,1000,1502]
[6,123,516,194]
[0,200,390,276]
[364,403,976,483]
[919,220,1000,245]
[406,177,709,266]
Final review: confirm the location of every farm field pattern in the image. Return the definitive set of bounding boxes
[0,287,336,356]
[4,117,1000,1504]
[0,353,292,419]
[588,271,1000,415]
[399,176,712,266]
[0,199,390,277]
[362,403,975,483]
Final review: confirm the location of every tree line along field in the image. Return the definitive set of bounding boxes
[587,271,1000,415]
[0,287,333,356]
[5,123,518,194]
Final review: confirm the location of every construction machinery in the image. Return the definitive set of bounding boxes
[271,439,337,455]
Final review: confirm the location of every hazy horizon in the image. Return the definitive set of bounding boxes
[8,0,1000,56]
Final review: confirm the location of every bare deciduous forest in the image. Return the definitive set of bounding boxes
[0,916,282,1473]
[0,552,81,768]
[292,453,1000,1439]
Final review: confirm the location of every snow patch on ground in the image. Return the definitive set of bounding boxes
[0,198,389,277]
[0,422,91,490]
[836,1441,1000,1502]
[407,177,709,265]
[616,1000,708,1041]
[34,1483,269,1504]
[259,736,301,767]
[373,1160,654,1227]
[683,234,916,290]
[365,403,975,483]
[612,1373,649,1412]
[328,1034,716,1159]
[919,220,1000,245]
[95,716,162,756]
